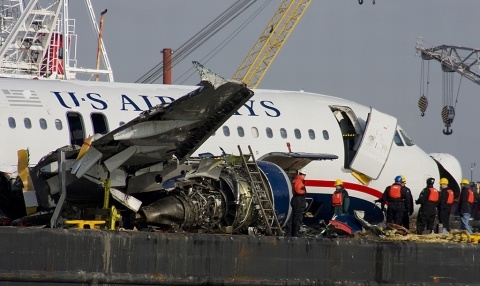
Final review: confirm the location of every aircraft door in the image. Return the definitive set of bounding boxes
[349,108,397,180]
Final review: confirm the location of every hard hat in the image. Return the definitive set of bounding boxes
[461,178,469,185]
[394,176,402,183]
[401,175,406,183]
[334,179,343,186]
[298,168,307,175]
[439,178,449,185]
[426,177,435,186]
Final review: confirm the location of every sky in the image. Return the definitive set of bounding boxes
[68,0,480,182]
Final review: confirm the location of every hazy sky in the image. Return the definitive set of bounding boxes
[69,0,480,181]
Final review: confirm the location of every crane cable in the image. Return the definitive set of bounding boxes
[176,0,273,85]
[418,60,429,116]
[135,0,257,84]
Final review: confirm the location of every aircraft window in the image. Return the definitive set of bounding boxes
[55,119,63,130]
[24,118,32,129]
[399,129,414,146]
[237,126,245,137]
[91,113,109,135]
[322,130,329,140]
[280,128,287,139]
[251,127,259,138]
[119,121,125,126]
[294,128,301,139]
[393,130,404,146]
[308,129,316,139]
[223,126,230,137]
[266,127,273,138]
[67,112,85,146]
[39,118,47,130]
[8,117,16,128]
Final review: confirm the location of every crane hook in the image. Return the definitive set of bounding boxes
[358,0,363,4]
[443,126,453,135]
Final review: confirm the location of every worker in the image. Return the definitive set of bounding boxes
[285,168,307,237]
[458,179,474,234]
[331,179,350,217]
[437,178,454,233]
[415,177,439,234]
[400,175,414,230]
[380,176,408,225]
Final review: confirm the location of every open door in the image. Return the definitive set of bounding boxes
[349,108,397,180]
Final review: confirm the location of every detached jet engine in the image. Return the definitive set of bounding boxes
[135,156,291,235]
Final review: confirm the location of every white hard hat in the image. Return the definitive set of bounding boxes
[298,168,307,175]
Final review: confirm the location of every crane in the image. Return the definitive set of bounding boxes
[232,0,312,89]
[415,40,480,135]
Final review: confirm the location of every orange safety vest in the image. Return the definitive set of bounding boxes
[332,192,343,206]
[467,189,474,204]
[427,187,439,202]
[389,184,402,199]
[446,189,454,205]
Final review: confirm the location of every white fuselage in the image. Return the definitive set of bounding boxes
[0,78,462,216]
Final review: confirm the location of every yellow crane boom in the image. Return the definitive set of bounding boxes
[232,0,312,88]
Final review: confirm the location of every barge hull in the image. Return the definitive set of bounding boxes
[0,227,477,285]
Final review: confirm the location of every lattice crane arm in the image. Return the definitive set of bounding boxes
[415,42,480,86]
[232,0,312,89]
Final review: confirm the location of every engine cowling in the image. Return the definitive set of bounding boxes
[136,158,291,234]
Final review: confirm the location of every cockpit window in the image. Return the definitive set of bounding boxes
[399,129,414,146]
[393,130,404,146]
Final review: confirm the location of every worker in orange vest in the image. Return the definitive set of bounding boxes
[380,175,408,225]
[458,179,474,234]
[331,179,350,218]
[285,169,307,237]
[438,178,454,233]
[415,177,439,234]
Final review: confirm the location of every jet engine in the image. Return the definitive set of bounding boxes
[135,157,291,234]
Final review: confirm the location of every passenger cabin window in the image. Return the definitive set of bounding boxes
[222,126,230,137]
[308,129,316,140]
[8,117,16,128]
[91,113,109,135]
[266,127,273,138]
[280,128,287,139]
[237,126,245,137]
[67,112,85,146]
[119,121,125,126]
[24,118,32,129]
[251,127,259,138]
[55,119,63,130]
[39,118,47,130]
[294,128,301,139]
[322,130,329,140]
[393,130,404,146]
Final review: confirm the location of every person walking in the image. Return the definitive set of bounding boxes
[285,169,307,237]
[401,175,414,230]
[380,176,408,225]
[458,179,474,234]
[415,177,439,234]
[438,178,454,233]
[331,179,350,217]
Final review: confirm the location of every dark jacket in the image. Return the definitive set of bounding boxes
[416,185,439,210]
[404,186,414,215]
[331,187,350,215]
[439,187,454,212]
[458,186,474,215]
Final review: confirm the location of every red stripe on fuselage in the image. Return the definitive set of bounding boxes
[306,180,383,199]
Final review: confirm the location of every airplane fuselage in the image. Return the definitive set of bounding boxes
[0,78,462,223]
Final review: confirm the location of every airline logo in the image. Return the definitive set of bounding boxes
[3,89,42,107]
[52,90,281,117]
